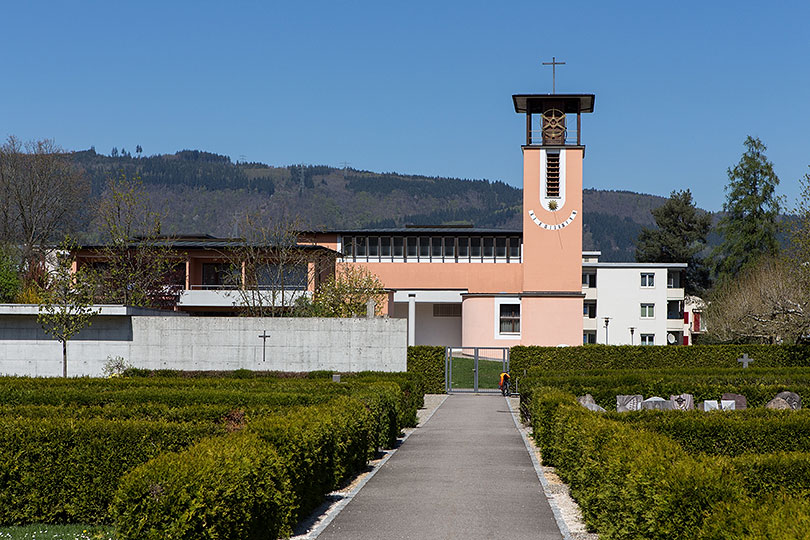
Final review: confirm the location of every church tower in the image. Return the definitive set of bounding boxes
[513,93,595,345]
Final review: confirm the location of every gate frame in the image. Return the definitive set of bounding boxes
[444,346,510,393]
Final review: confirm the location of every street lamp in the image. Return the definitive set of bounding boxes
[629,326,636,345]
[603,317,611,345]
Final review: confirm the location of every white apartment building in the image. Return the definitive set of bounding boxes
[582,251,696,346]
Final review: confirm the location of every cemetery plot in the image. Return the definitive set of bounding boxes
[0,372,424,540]
[523,368,810,539]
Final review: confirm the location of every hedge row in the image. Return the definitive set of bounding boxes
[610,410,810,456]
[519,367,810,411]
[0,418,222,525]
[511,344,810,375]
[406,346,445,393]
[113,396,381,540]
[529,388,810,539]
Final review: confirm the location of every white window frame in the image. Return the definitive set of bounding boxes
[641,333,655,346]
[640,303,655,319]
[640,272,655,288]
[493,297,521,339]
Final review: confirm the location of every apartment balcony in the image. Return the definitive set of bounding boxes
[583,317,598,331]
[667,287,685,300]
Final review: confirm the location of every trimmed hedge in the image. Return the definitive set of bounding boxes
[512,344,810,375]
[0,418,222,525]
[407,346,445,394]
[113,397,380,540]
[529,388,810,539]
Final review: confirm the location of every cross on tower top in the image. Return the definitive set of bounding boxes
[542,56,566,94]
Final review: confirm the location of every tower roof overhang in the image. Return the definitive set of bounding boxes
[512,94,595,114]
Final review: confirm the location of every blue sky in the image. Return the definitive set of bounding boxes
[1,1,808,211]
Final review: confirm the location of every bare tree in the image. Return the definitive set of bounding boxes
[223,213,334,316]
[307,265,386,318]
[705,257,809,343]
[90,173,182,308]
[0,137,89,268]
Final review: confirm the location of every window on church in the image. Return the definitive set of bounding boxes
[368,237,379,257]
[444,237,455,258]
[499,304,520,333]
[393,237,404,258]
[458,237,469,258]
[418,237,430,259]
[433,304,461,317]
[546,152,561,198]
[431,237,442,259]
[355,237,367,257]
[470,237,482,258]
[380,237,391,257]
[508,237,521,260]
[406,237,417,259]
[495,237,507,258]
[342,237,353,257]
[483,238,494,258]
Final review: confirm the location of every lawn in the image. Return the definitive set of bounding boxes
[450,356,506,390]
[0,524,115,540]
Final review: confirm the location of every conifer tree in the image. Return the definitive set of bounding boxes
[713,136,781,284]
[635,189,712,294]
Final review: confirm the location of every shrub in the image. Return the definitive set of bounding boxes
[407,346,445,393]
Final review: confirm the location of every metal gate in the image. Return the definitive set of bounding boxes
[444,347,510,393]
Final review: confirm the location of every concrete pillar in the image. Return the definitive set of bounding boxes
[408,293,416,346]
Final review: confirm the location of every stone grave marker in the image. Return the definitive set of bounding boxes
[720,399,736,411]
[616,394,643,412]
[721,393,748,410]
[700,400,720,411]
[577,394,606,413]
[670,393,695,411]
[642,396,674,411]
[775,391,802,410]
[766,397,791,410]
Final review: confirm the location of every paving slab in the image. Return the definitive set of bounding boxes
[318,394,563,540]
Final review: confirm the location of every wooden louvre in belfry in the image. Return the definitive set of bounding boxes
[546,153,560,197]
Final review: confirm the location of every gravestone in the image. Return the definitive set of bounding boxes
[577,394,606,413]
[737,353,754,369]
[775,391,802,410]
[642,396,674,411]
[720,400,736,411]
[616,394,643,412]
[766,397,791,410]
[721,393,748,410]
[670,393,695,411]
[700,400,720,411]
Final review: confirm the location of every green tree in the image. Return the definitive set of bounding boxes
[38,239,96,377]
[713,136,782,284]
[0,246,21,302]
[635,189,712,294]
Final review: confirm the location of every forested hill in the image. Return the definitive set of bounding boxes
[71,148,677,261]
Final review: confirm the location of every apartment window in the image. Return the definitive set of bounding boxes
[433,304,462,317]
[641,334,655,346]
[406,237,418,259]
[582,272,596,288]
[342,236,353,257]
[380,237,391,257]
[640,273,655,287]
[667,270,681,288]
[368,236,379,257]
[583,331,596,344]
[640,303,655,318]
[583,301,596,319]
[393,237,404,258]
[458,237,469,258]
[499,304,520,333]
[667,300,684,320]
[508,237,521,260]
[470,237,482,258]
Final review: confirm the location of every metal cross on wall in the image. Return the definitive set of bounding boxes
[258,330,270,363]
[542,56,566,94]
[737,353,754,369]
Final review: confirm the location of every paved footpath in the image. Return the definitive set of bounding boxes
[318,394,563,540]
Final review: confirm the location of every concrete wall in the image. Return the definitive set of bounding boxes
[0,315,407,377]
